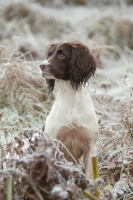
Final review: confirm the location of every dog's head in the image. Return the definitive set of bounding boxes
[40,42,96,92]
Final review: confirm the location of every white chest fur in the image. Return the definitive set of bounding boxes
[45,80,98,139]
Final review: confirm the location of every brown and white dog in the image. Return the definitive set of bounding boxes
[40,41,99,177]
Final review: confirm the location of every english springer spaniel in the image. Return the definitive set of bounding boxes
[40,42,99,177]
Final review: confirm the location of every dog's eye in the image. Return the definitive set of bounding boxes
[58,53,65,58]
[57,50,65,59]
[58,53,65,59]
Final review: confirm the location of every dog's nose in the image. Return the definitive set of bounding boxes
[40,60,50,70]
[40,64,46,70]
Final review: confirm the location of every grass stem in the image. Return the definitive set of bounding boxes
[83,189,100,200]
[7,177,12,200]
[91,156,100,197]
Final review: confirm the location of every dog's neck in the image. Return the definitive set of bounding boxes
[53,80,91,119]
[55,80,86,99]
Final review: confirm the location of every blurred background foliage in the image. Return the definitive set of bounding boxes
[0,1,133,198]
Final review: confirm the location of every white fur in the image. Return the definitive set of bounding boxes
[45,80,98,140]
[43,60,50,65]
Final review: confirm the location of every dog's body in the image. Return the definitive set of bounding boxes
[40,42,98,177]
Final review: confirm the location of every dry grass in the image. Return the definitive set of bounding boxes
[0,37,54,141]
[0,130,113,200]
[0,0,133,199]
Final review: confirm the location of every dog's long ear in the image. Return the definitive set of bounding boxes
[68,42,96,90]
[46,79,55,93]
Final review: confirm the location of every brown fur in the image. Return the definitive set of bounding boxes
[43,42,96,92]
[67,42,96,90]
[56,126,97,173]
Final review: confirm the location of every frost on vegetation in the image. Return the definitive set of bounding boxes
[94,81,133,199]
[0,129,113,200]
[113,173,129,198]
[1,1,72,42]
[0,41,53,116]
[88,16,133,51]
[0,39,54,137]
[0,1,133,199]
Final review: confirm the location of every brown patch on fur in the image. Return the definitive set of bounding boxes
[56,126,97,176]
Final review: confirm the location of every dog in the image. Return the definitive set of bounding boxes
[40,41,99,177]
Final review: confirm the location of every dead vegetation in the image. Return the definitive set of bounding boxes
[0,0,133,199]
[0,38,48,113]
[0,130,113,200]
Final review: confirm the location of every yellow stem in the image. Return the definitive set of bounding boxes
[91,156,99,180]
[83,189,100,200]
[7,177,12,200]
[91,156,100,197]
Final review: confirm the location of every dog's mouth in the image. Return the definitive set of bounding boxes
[41,71,55,79]
[42,72,50,77]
